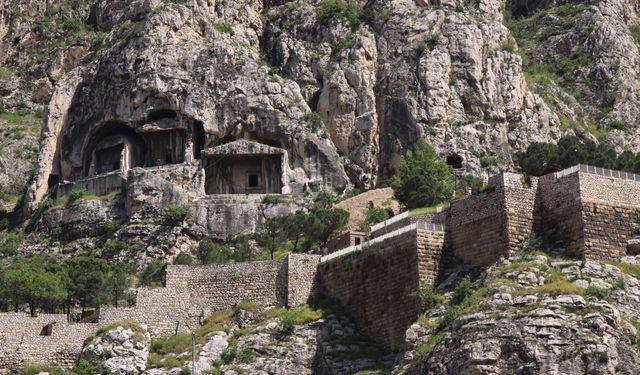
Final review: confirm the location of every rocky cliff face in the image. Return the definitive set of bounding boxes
[396,254,640,374]
[2,0,639,200]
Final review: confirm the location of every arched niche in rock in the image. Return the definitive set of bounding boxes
[82,121,147,178]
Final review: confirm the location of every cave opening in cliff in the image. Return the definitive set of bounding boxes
[447,154,463,169]
[147,109,178,122]
[83,122,146,178]
[192,121,205,159]
[202,139,285,195]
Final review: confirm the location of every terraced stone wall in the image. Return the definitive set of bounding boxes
[0,313,99,373]
[578,172,640,260]
[319,227,446,349]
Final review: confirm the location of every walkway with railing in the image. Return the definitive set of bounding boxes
[320,222,444,263]
[554,164,640,181]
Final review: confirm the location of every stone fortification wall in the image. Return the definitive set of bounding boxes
[536,172,585,257]
[503,174,537,253]
[449,182,507,266]
[578,170,640,260]
[370,209,448,238]
[0,313,99,373]
[0,254,321,372]
[536,166,640,261]
[318,225,445,349]
[449,173,538,266]
[286,254,321,307]
[100,256,320,337]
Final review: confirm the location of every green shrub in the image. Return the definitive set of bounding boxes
[415,332,446,358]
[236,348,256,363]
[630,24,640,44]
[275,316,295,341]
[451,277,474,305]
[34,198,56,217]
[0,231,24,256]
[317,0,361,29]
[68,187,89,203]
[479,156,498,168]
[174,252,194,265]
[214,23,235,35]
[221,346,237,364]
[196,239,234,264]
[413,282,445,310]
[389,139,454,209]
[139,261,167,287]
[358,206,394,233]
[102,239,126,257]
[585,286,611,301]
[301,112,327,132]
[163,205,190,225]
[262,195,286,204]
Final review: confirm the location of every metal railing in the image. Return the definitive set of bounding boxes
[554,164,640,182]
[320,222,444,263]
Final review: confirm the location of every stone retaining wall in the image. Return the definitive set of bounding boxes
[578,172,640,260]
[0,254,321,372]
[318,226,445,349]
[0,313,99,373]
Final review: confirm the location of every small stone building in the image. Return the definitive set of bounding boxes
[202,139,289,195]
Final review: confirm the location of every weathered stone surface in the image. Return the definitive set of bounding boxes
[82,324,151,375]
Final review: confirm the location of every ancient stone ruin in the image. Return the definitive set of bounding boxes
[2,164,639,371]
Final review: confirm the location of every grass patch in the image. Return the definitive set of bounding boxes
[409,202,449,217]
[0,67,15,80]
[630,24,640,44]
[214,23,235,35]
[585,286,611,301]
[265,305,324,325]
[515,269,584,296]
[95,320,144,337]
[415,332,446,359]
[608,262,640,280]
[236,300,261,312]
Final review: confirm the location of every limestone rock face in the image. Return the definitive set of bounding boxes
[396,255,640,374]
[81,323,151,375]
[4,0,640,202]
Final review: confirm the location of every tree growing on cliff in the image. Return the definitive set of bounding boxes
[389,139,454,209]
[107,262,135,308]
[0,256,67,316]
[257,216,289,260]
[64,256,111,314]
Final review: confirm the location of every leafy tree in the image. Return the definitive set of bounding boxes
[389,139,454,209]
[518,135,640,176]
[139,260,167,287]
[0,231,25,256]
[196,239,234,264]
[64,256,110,314]
[257,216,289,260]
[174,252,195,265]
[286,211,310,252]
[358,206,394,233]
[107,262,135,308]
[0,256,66,316]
